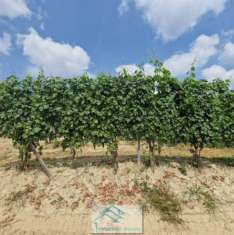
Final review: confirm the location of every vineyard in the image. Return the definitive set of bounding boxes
[0,0,233,232]
[0,63,234,234]
[0,63,233,176]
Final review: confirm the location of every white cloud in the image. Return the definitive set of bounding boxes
[0,0,31,19]
[120,0,227,41]
[116,63,155,76]
[0,32,11,55]
[202,65,234,88]
[219,42,234,66]
[164,34,219,76]
[116,64,139,75]
[87,72,96,79]
[25,65,40,76]
[143,63,155,76]
[17,28,91,77]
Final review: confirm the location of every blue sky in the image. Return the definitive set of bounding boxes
[0,0,234,87]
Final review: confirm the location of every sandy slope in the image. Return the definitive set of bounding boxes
[0,162,234,235]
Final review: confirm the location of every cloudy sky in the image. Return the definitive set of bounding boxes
[0,0,234,86]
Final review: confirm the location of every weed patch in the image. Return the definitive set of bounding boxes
[185,184,217,213]
[177,163,187,176]
[136,179,183,223]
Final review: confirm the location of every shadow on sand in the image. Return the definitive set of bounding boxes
[1,153,234,173]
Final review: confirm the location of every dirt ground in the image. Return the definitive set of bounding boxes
[1,138,234,166]
[0,138,234,235]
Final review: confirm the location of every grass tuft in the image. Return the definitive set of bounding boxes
[136,179,183,223]
[185,184,217,213]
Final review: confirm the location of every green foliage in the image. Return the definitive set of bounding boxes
[177,67,231,164]
[177,163,187,176]
[0,62,233,169]
[142,155,151,167]
[137,179,182,223]
[217,81,234,147]
[185,184,217,213]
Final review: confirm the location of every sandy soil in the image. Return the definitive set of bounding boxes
[1,138,234,166]
[0,138,234,235]
[0,162,234,234]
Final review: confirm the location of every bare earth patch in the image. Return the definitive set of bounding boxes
[1,138,234,167]
[0,138,234,234]
[0,162,234,234]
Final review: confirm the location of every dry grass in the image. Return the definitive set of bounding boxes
[0,160,234,234]
[0,138,234,167]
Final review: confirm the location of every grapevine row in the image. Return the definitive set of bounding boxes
[0,63,233,176]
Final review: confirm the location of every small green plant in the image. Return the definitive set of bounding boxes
[135,178,151,194]
[53,139,62,148]
[186,184,203,201]
[178,163,187,175]
[147,184,182,223]
[185,184,217,213]
[136,179,183,223]
[202,191,217,212]
[142,155,151,168]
